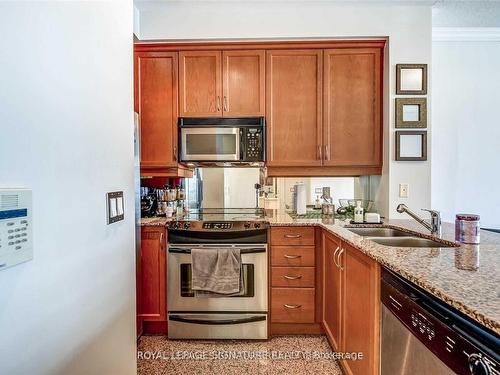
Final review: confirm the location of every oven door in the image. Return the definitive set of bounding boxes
[180,127,240,161]
[167,244,267,312]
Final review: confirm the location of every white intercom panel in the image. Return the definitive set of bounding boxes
[0,189,33,271]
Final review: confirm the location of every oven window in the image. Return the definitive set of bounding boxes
[180,264,255,297]
[186,134,237,155]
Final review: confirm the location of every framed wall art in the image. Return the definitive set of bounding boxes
[396,64,427,95]
[395,98,427,128]
[395,131,427,161]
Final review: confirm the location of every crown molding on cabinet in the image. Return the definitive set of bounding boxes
[433,27,500,42]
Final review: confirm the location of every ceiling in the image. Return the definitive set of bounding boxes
[134,0,500,27]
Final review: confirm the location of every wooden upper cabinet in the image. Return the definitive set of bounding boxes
[135,51,178,168]
[266,50,323,167]
[341,243,380,375]
[323,48,382,167]
[179,51,222,117]
[222,50,265,117]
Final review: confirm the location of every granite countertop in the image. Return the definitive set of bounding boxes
[141,212,500,334]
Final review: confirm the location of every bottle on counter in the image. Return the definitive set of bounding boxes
[354,201,364,223]
[315,195,322,209]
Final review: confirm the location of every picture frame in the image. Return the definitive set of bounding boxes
[396,64,427,95]
[395,98,427,128]
[395,131,427,161]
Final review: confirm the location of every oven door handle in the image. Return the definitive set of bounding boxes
[169,315,266,325]
[168,247,266,254]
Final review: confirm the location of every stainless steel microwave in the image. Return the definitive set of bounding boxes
[179,117,265,166]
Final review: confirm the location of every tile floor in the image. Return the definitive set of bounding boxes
[137,335,343,374]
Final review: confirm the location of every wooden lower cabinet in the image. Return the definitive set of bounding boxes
[322,231,380,375]
[322,232,342,351]
[341,243,380,375]
[138,226,167,334]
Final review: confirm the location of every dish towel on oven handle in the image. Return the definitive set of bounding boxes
[191,248,244,297]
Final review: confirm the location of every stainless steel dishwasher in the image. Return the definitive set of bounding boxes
[381,267,499,375]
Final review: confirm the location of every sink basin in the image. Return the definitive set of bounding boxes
[369,237,458,248]
[348,227,411,237]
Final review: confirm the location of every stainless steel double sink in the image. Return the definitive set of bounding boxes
[347,227,458,248]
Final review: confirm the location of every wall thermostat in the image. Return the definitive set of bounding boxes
[0,189,33,271]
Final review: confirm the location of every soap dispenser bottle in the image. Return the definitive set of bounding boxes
[354,201,364,223]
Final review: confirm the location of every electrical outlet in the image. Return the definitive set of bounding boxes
[399,184,409,198]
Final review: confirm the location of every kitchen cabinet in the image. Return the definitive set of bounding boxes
[270,226,322,334]
[323,48,382,168]
[322,231,380,375]
[222,50,265,116]
[322,232,342,351]
[341,242,380,375]
[179,51,222,117]
[180,50,265,117]
[266,50,323,167]
[134,50,192,177]
[138,227,167,327]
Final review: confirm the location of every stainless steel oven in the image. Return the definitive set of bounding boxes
[166,219,268,339]
[179,117,265,165]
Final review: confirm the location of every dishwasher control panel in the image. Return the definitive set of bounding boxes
[0,189,33,271]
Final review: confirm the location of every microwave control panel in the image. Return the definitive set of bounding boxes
[0,189,33,271]
[242,127,264,161]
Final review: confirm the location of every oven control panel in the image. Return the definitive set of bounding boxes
[203,222,233,230]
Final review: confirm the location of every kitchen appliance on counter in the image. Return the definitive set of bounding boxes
[167,208,268,339]
[179,117,265,166]
[381,267,499,375]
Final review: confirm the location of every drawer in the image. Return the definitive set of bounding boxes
[271,267,315,288]
[271,246,315,267]
[271,288,315,323]
[271,227,315,246]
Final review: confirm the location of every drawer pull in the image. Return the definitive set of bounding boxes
[283,275,302,280]
[284,234,302,238]
[284,254,302,259]
[284,304,302,309]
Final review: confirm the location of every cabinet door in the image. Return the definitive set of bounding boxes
[222,50,265,117]
[138,227,166,322]
[266,50,323,166]
[179,51,222,117]
[341,243,380,375]
[322,233,342,351]
[323,48,382,167]
[135,51,178,168]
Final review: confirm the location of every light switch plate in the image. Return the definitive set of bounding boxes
[399,184,409,198]
[107,191,124,224]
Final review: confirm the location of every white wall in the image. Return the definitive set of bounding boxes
[224,168,260,208]
[136,1,433,218]
[0,3,136,375]
[432,39,500,229]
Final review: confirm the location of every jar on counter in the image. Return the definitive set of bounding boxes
[455,214,480,244]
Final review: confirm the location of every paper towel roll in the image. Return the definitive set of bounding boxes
[295,183,307,215]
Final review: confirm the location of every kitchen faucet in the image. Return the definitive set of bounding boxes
[396,204,442,236]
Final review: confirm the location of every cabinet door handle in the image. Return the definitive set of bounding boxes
[284,304,302,309]
[160,233,164,246]
[318,145,322,160]
[284,254,301,259]
[223,96,228,112]
[325,144,330,161]
[284,234,301,238]
[337,248,344,271]
[333,246,340,268]
[284,275,302,280]
[173,145,177,162]
[217,96,221,112]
